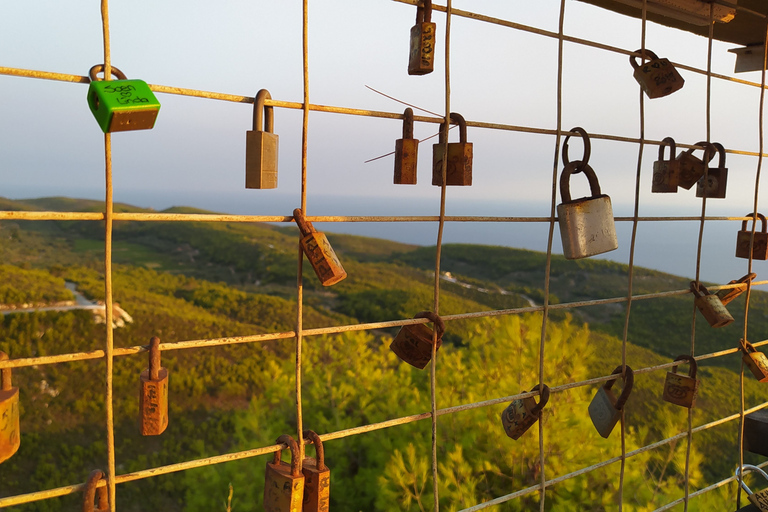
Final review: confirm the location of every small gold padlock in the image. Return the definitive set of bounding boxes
[696,142,728,199]
[0,351,20,464]
[394,108,418,185]
[390,311,445,369]
[736,213,768,260]
[302,430,330,512]
[744,409,768,458]
[293,208,347,287]
[588,365,634,439]
[691,281,734,328]
[629,49,685,99]
[432,113,473,186]
[736,465,768,511]
[652,137,681,193]
[140,336,169,436]
[716,273,757,306]
[741,339,768,383]
[408,0,436,76]
[264,435,305,512]
[82,469,110,512]
[246,89,278,189]
[501,384,550,440]
[676,141,715,190]
[662,355,698,409]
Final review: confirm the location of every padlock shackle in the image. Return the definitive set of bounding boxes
[604,365,634,410]
[415,0,432,24]
[273,434,302,477]
[740,338,757,355]
[88,64,128,82]
[741,213,767,233]
[293,208,316,237]
[711,141,726,170]
[253,89,274,133]
[414,311,446,338]
[658,137,677,161]
[629,48,661,70]
[690,280,711,298]
[0,351,10,391]
[82,469,109,512]
[734,273,758,286]
[438,112,467,145]
[689,141,717,164]
[402,108,415,140]
[529,383,550,415]
[562,127,591,171]
[736,464,768,496]
[671,354,697,379]
[303,430,327,471]
[559,161,602,204]
[148,336,161,381]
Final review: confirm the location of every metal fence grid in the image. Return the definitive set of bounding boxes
[1,0,768,510]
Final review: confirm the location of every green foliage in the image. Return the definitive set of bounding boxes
[0,265,73,306]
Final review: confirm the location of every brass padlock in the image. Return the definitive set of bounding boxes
[82,469,109,512]
[246,89,278,189]
[264,434,305,512]
[390,311,445,369]
[744,409,768,458]
[140,336,169,436]
[432,112,473,186]
[736,465,768,511]
[737,213,768,260]
[717,273,757,306]
[691,281,734,328]
[588,365,634,439]
[293,208,347,287]
[629,49,685,99]
[87,64,160,133]
[394,108,418,185]
[408,0,436,76]
[696,142,728,199]
[662,355,698,409]
[0,352,20,464]
[302,430,330,512]
[652,137,681,193]
[501,384,550,440]
[741,339,768,383]
[557,160,618,259]
[676,141,714,190]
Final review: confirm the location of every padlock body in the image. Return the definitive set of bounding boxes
[394,138,419,185]
[694,295,734,328]
[632,58,684,99]
[246,131,279,189]
[676,152,706,190]
[302,458,330,512]
[744,351,768,383]
[749,489,768,511]
[744,409,768,457]
[390,323,442,369]
[736,230,768,260]
[501,396,539,440]
[300,232,347,286]
[408,22,436,76]
[87,79,160,133]
[695,167,728,199]
[651,160,680,193]
[588,386,621,438]
[140,368,169,436]
[0,387,20,463]
[662,372,698,408]
[432,142,473,186]
[557,195,618,259]
[264,461,305,512]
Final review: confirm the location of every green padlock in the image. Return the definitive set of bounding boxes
[87,64,160,133]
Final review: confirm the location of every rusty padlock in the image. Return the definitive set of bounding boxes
[717,273,757,306]
[662,355,698,409]
[557,160,618,259]
[676,141,715,190]
[302,430,330,512]
[741,339,768,383]
[501,384,550,440]
[246,89,278,189]
[432,112,473,186]
[140,336,169,436]
[293,208,347,286]
[390,311,445,369]
[82,469,109,512]
[736,465,768,511]
[0,352,20,464]
[652,137,681,193]
[394,108,418,185]
[264,435,305,512]
[696,142,728,199]
[408,0,436,76]
[561,127,591,174]
[745,409,768,458]
[691,281,734,328]
[629,49,685,99]
[737,213,768,260]
[588,365,634,438]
